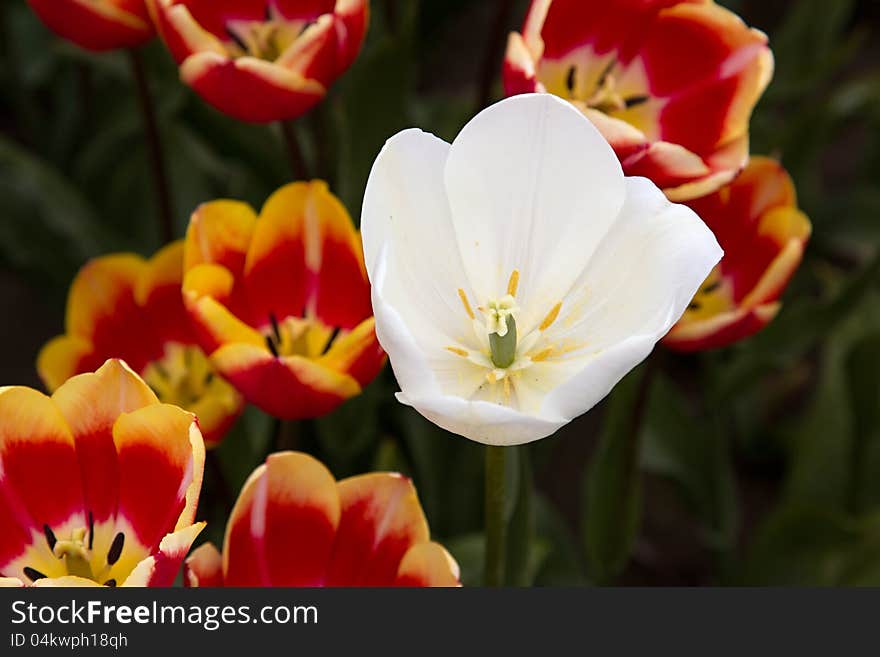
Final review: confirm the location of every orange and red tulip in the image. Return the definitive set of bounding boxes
[664,157,811,351]
[38,242,244,449]
[27,0,154,52]
[0,360,205,587]
[503,0,773,201]
[183,451,460,587]
[148,0,369,123]
[182,181,385,420]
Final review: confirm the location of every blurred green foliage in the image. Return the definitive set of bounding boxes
[2,0,880,586]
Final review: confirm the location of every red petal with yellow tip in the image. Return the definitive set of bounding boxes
[320,318,386,388]
[52,360,158,525]
[325,473,430,586]
[28,0,153,52]
[122,522,206,587]
[184,542,223,587]
[223,453,340,586]
[181,53,326,124]
[395,542,461,587]
[65,255,154,374]
[0,387,84,535]
[113,404,204,549]
[211,344,360,419]
[243,182,371,331]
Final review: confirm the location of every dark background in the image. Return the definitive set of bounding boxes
[2,0,880,586]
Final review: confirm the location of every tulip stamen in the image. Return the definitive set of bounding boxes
[23,567,46,583]
[539,302,562,331]
[446,346,469,357]
[107,532,125,566]
[458,289,475,320]
[507,269,520,297]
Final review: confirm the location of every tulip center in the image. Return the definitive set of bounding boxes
[680,268,732,323]
[225,17,308,62]
[482,295,520,368]
[143,344,216,408]
[560,58,650,116]
[22,519,124,587]
[263,313,337,359]
[446,270,568,409]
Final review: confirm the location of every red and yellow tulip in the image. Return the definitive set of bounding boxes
[27,0,154,52]
[184,451,459,586]
[664,157,811,351]
[148,0,369,123]
[503,0,773,201]
[38,242,244,449]
[0,360,205,587]
[182,181,385,420]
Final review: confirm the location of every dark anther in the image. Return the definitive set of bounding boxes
[43,524,57,551]
[624,95,650,109]
[688,301,702,311]
[88,511,95,550]
[565,66,576,94]
[265,335,280,358]
[321,327,341,356]
[597,57,617,86]
[225,27,248,52]
[104,579,117,588]
[23,567,47,583]
[269,313,282,343]
[107,532,125,566]
[702,281,721,295]
[204,372,215,386]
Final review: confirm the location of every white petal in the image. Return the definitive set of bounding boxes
[547,176,723,351]
[361,128,477,350]
[397,393,566,446]
[443,93,625,332]
[539,177,722,421]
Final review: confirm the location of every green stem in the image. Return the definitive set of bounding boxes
[484,445,507,587]
[279,120,310,181]
[128,49,174,244]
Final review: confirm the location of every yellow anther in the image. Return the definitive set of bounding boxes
[507,270,520,297]
[487,371,498,384]
[503,375,511,402]
[530,347,555,362]
[446,346,469,357]
[458,288,475,320]
[539,302,562,331]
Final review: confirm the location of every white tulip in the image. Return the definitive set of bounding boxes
[361,94,722,446]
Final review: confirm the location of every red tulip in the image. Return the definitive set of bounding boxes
[184,451,460,587]
[0,360,205,587]
[665,157,812,351]
[148,0,369,122]
[38,242,244,448]
[504,0,773,201]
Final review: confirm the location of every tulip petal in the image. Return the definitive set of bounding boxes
[362,128,475,349]
[326,473,430,586]
[28,0,153,52]
[184,542,224,587]
[319,317,386,387]
[122,522,206,587]
[113,404,204,550]
[37,335,92,393]
[210,343,360,419]
[395,542,461,587]
[184,200,257,276]
[181,52,326,123]
[52,360,158,526]
[224,452,340,586]
[444,94,625,332]
[0,387,84,568]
